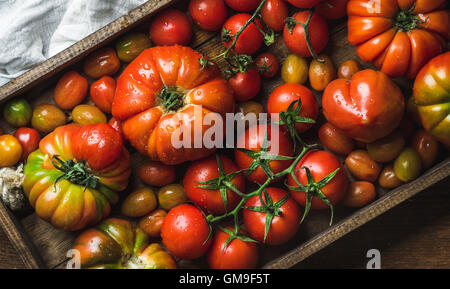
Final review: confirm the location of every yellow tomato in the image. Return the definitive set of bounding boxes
[72,104,107,125]
[281,54,308,84]
[0,135,23,168]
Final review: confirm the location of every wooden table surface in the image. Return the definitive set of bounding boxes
[1,178,448,269]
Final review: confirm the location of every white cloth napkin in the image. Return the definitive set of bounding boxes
[0,0,148,86]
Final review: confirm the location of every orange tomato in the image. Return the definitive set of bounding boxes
[0,135,23,168]
[308,55,336,91]
[54,71,88,110]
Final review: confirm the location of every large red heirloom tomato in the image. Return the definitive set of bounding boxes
[322,69,404,143]
[112,45,235,165]
[23,123,131,231]
[72,218,177,269]
[347,0,449,78]
[413,51,450,147]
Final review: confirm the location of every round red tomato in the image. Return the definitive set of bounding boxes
[161,204,212,259]
[149,9,192,46]
[13,127,41,162]
[283,11,329,58]
[224,0,260,12]
[287,0,323,8]
[90,76,116,114]
[315,0,348,19]
[222,13,263,55]
[234,124,293,184]
[207,226,258,269]
[267,83,318,134]
[261,0,289,32]
[287,150,349,210]
[255,52,280,78]
[189,0,228,31]
[184,154,244,215]
[243,187,301,245]
[228,68,261,101]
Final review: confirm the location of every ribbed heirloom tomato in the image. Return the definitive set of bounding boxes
[23,123,131,230]
[112,45,235,165]
[347,0,450,78]
[322,69,404,143]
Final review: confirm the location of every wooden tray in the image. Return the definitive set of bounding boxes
[0,0,449,269]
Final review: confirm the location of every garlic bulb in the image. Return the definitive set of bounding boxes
[0,164,27,211]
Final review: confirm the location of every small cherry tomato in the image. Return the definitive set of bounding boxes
[189,0,228,31]
[72,104,107,125]
[367,133,405,163]
[228,68,261,102]
[108,117,124,140]
[281,54,309,84]
[183,154,244,215]
[161,204,212,259]
[121,187,157,218]
[224,0,260,12]
[267,83,318,133]
[0,135,23,168]
[158,184,189,211]
[13,127,40,162]
[309,55,336,91]
[54,71,88,110]
[318,122,355,155]
[138,209,167,239]
[287,150,349,210]
[138,160,176,187]
[83,47,120,79]
[315,0,348,19]
[149,9,192,46]
[410,130,440,169]
[222,13,263,55]
[90,76,116,114]
[207,226,259,269]
[337,59,361,81]
[287,0,323,8]
[345,150,382,182]
[378,165,404,189]
[261,0,289,32]
[243,187,301,245]
[394,148,422,182]
[342,181,376,208]
[115,32,151,62]
[3,98,32,127]
[255,52,279,78]
[31,104,67,134]
[283,11,329,58]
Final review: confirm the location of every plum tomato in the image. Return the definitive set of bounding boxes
[189,0,228,31]
[243,187,301,245]
[183,154,244,215]
[54,71,88,110]
[228,68,261,101]
[337,59,361,81]
[83,47,120,79]
[308,55,336,91]
[410,129,440,170]
[267,83,318,134]
[149,9,192,46]
[281,54,309,84]
[72,104,107,125]
[138,160,176,187]
[342,181,376,208]
[366,133,405,163]
[115,32,152,62]
[121,187,157,218]
[31,104,67,134]
[161,204,212,259]
[315,0,348,19]
[255,52,279,78]
[393,147,422,182]
[345,150,382,182]
[318,122,355,156]
[138,209,167,239]
[224,0,260,12]
[261,0,289,32]
[283,11,329,58]
[90,76,116,114]
[222,13,263,55]
[234,124,293,184]
[158,184,189,211]
[378,165,404,189]
[207,227,259,269]
[3,98,32,127]
[0,135,23,168]
[13,127,40,162]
